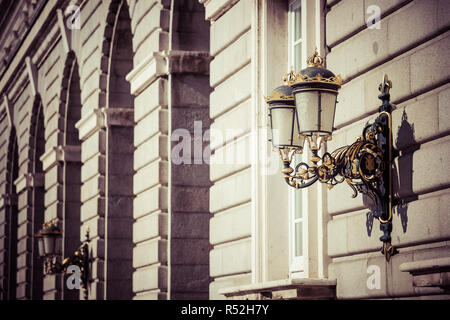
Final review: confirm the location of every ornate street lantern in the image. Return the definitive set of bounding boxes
[266,50,398,262]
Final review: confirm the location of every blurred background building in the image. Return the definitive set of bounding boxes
[0,0,449,300]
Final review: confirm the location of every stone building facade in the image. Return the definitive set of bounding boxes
[0,0,449,300]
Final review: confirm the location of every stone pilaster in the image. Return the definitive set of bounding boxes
[75,107,135,299]
[167,50,212,299]
[14,173,44,299]
[126,52,169,300]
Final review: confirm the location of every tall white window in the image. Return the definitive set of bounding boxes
[288,0,307,277]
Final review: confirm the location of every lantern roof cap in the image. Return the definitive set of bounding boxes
[285,49,343,90]
[264,85,295,104]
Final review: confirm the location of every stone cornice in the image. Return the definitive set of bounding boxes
[166,50,211,75]
[219,278,337,299]
[14,173,45,193]
[400,257,450,289]
[0,0,58,96]
[75,108,135,141]
[125,52,168,96]
[201,0,239,22]
[40,145,82,171]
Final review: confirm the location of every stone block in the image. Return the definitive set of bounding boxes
[170,162,210,187]
[133,211,168,244]
[326,0,365,46]
[437,0,450,29]
[134,107,168,147]
[81,154,105,183]
[45,201,63,221]
[211,31,250,88]
[133,265,167,293]
[387,0,438,56]
[16,252,30,269]
[171,186,209,213]
[88,238,105,259]
[388,251,414,297]
[108,175,134,197]
[133,160,169,194]
[363,55,411,112]
[410,33,450,95]
[134,134,168,171]
[134,78,167,123]
[210,134,251,182]
[333,77,365,129]
[91,259,105,281]
[210,167,251,214]
[80,217,104,239]
[133,238,167,268]
[210,238,251,278]
[44,184,63,207]
[438,86,450,134]
[18,207,32,225]
[327,214,348,257]
[80,196,105,221]
[328,257,368,299]
[392,92,439,150]
[16,282,29,299]
[327,181,365,216]
[17,222,31,240]
[43,274,62,292]
[171,74,211,108]
[210,202,251,245]
[134,31,169,67]
[81,130,105,163]
[210,64,251,119]
[171,265,209,293]
[80,175,105,202]
[171,238,210,265]
[133,291,167,300]
[171,212,210,239]
[16,268,29,284]
[133,186,168,219]
[209,273,252,300]
[210,99,251,149]
[210,0,251,56]
[133,6,170,51]
[410,136,450,195]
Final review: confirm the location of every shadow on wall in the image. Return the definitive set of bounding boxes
[393,110,419,233]
[365,109,418,237]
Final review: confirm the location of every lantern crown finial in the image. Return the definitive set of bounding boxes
[306,48,324,68]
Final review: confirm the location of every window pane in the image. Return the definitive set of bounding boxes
[294,7,301,41]
[295,222,303,257]
[294,42,302,72]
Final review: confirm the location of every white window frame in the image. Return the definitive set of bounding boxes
[288,0,308,278]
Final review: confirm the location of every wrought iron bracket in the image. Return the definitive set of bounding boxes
[42,230,91,299]
[280,75,398,262]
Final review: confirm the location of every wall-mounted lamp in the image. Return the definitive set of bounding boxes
[266,50,398,262]
[35,220,91,299]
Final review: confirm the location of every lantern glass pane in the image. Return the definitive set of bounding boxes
[320,92,337,133]
[292,109,305,148]
[38,237,45,257]
[295,91,319,134]
[43,235,55,256]
[270,107,296,147]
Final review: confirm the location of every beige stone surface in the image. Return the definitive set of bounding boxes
[210,238,252,277]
